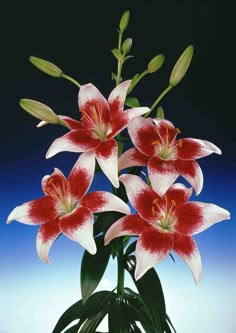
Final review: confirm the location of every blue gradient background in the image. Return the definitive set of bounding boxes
[1,1,235,332]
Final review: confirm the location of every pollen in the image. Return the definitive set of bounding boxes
[152,206,156,216]
[151,140,160,145]
[178,139,183,147]
[171,199,176,207]
[152,198,159,204]
[176,127,181,134]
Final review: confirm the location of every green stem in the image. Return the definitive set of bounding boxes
[145,84,173,118]
[127,69,149,94]
[116,31,123,86]
[62,73,81,88]
[117,242,124,296]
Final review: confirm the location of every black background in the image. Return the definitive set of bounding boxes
[0,0,235,163]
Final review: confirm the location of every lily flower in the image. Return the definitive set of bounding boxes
[119,117,221,196]
[46,81,149,188]
[7,152,130,263]
[105,174,230,283]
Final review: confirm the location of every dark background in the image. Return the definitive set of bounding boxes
[1,0,235,161]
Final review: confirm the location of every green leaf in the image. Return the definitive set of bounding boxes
[166,314,177,333]
[127,73,140,93]
[52,300,83,333]
[125,240,137,255]
[81,236,112,304]
[125,97,140,108]
[79,310,108,333]
[124,256,166,332]
[94,211,124,236]
[112,72,117,81]
[78,291,115,329]
[63,324,80,333]
[124,55,134,62]
[124,288,155,333]
[108,296,132,333]
[111,48,123,61]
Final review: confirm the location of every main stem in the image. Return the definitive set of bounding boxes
[117,241,124,296]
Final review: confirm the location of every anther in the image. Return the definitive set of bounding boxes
[176,127,181,134]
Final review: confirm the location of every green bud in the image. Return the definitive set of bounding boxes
[122,38,132,55]
[19,99,60,124]
[147,54,165,73]
[169,45,194,86]
[156,106,165,119]
[119,10,130,31]
[29,56,63,78]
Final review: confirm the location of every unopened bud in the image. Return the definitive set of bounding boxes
[169,45,194,86]
[19,99,60,124]
[29,56,63,78]
[119,10,130,31]
[156,106,165,119]
[147,54,165,73]
[122,38,132,55]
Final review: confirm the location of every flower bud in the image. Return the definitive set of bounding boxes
[147,54,165,73]
[29,56,63,78]
[122,38,132,55]
[19,99,60,124]
[119,10,130,31]
[169,45,194,86]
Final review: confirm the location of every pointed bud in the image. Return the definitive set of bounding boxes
[156,106,165,119]
[119,10,130,31]
[169,45,194,86]
[122,38,132,55]
[19,99,60,124]
[29,56,63,78]
[147,54,165,73]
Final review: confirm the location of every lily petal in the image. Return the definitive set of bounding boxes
[174,202,230,235]
[148,156,179,197]
[79,83,110,127]
[108,80,131,112]
[46,129,100,158]
[177,138,222,160]
[68,151,95,200]
[42,168,67,197]
[58,115,84,130]
[81,191,130,215]
[95,139,119,188]
[175,159,203,195]
[152,118,177,144]
[119,174,160,222]
[59,206,96,255]
[108,107,150,139]
[118,148,149,171]
[135,228,174,280]
[36,219,61,263]
[7,196,58,225]
[104,214,149,246]
[173,233,202,284]
[127,116,158,156]
[165,183,193,206]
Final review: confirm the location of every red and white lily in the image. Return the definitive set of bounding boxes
[119,117,221,196]
[46,81,149,188]
[7,152,130,263]
[105,174,230,283]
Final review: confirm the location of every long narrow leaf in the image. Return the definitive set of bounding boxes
[79,309,108,333]
[166,314,177,333]
[81,235,112,303]
[52,300,83,333]
[63,323,80,333]
[124,256,166,332]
